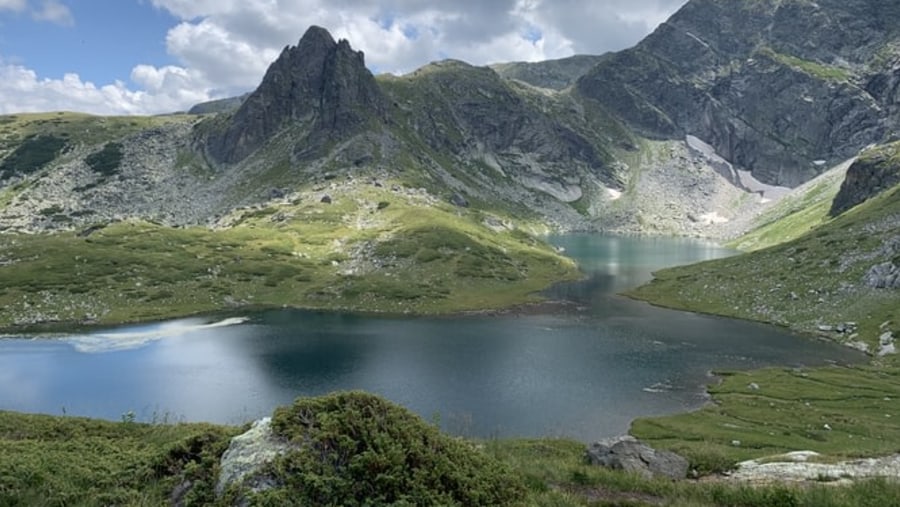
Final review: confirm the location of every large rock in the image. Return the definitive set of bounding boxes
[864,262,900,289]
[215,417,296,497]
[831,141,900,216]
[585,436,689,480]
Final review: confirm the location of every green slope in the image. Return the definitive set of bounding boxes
[0,182,577,330]
[628,171,900,467]
[629,183,899,349]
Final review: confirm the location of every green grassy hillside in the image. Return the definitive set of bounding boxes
[628,170,900,472]
[0,181,577,330]
[629,183,900,350]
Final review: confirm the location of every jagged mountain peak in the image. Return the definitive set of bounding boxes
[206,25,385,164]
[297,24,336,47]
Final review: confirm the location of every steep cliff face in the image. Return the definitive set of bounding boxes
[831,141,900,216]
[577,0,900,187]
[206,26,387,164]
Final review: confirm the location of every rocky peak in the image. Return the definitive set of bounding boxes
[207,25,386,164]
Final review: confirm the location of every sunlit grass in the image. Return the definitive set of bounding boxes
[0,182,578,330]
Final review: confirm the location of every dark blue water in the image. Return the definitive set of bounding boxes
[0,235,863,440]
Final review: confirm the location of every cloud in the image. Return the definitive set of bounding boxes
[0,0,26,11]
[31,0,73,26]
[6,0,688,115]
[0,58,211,115]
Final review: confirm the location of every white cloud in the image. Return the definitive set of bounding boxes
[0,0,26,11]
[32,0,73,26]
[0,60,210,115]
[4,0,688,115]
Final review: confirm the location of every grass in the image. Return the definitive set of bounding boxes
[625,179,900,491]
[0,182,578,330]
[628,183,900,349]
[6,402,900,506]
[5,393,900,507]
[631,366,900,469]
[729,166,848,251]
[0,112,193,149]
[489,438,900,506]
[0,410,238,506]
[758,47,852,82]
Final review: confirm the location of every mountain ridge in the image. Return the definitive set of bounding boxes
[1,6,900,327]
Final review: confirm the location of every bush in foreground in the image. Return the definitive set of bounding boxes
[244,392,525,506]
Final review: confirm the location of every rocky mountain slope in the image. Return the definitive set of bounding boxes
[578,0,900,187]
[630,148,900,354]
[491,54,605,90]
[3,1,900,325]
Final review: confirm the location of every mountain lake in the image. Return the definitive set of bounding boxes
[0,234,865,441]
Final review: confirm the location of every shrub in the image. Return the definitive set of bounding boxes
[0,134,67,176]
[256,392,526,506]
[85,142,124,177]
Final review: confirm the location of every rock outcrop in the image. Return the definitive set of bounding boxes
[730,451,900,484]
[585,436,689,480]
[577,0,900,187]
[206,25,387,164]
[215,417,295,496]
[831,141,900,216]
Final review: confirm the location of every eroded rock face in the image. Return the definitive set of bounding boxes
[216,417,296,497]
[577,0,900,187]
[585,436,689,480]
[206,25,387,164]
[831,142,900,216]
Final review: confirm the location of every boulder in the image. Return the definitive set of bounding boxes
[864,262,900,289]
[215,417,296,497]
[449,192,469,208]
[585,436,689,480]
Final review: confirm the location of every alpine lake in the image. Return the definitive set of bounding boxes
[0,234,864,441]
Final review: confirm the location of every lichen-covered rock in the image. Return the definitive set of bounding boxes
[215,417,295,496]
[585,436,689,480]
[731,451,900,483]
[864,262,900,289]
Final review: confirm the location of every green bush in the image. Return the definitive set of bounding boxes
[0,134,67,176]
[256,392,526,506]
[85,142,124,177]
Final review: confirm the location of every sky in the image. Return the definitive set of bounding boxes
[0,0,688,116]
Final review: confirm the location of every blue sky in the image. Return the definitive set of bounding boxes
[0,1,176,85]
[0,0,687,115]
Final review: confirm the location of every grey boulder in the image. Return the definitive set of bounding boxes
[585,436,689,480]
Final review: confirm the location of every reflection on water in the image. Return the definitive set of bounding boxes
[0,235,865,440]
